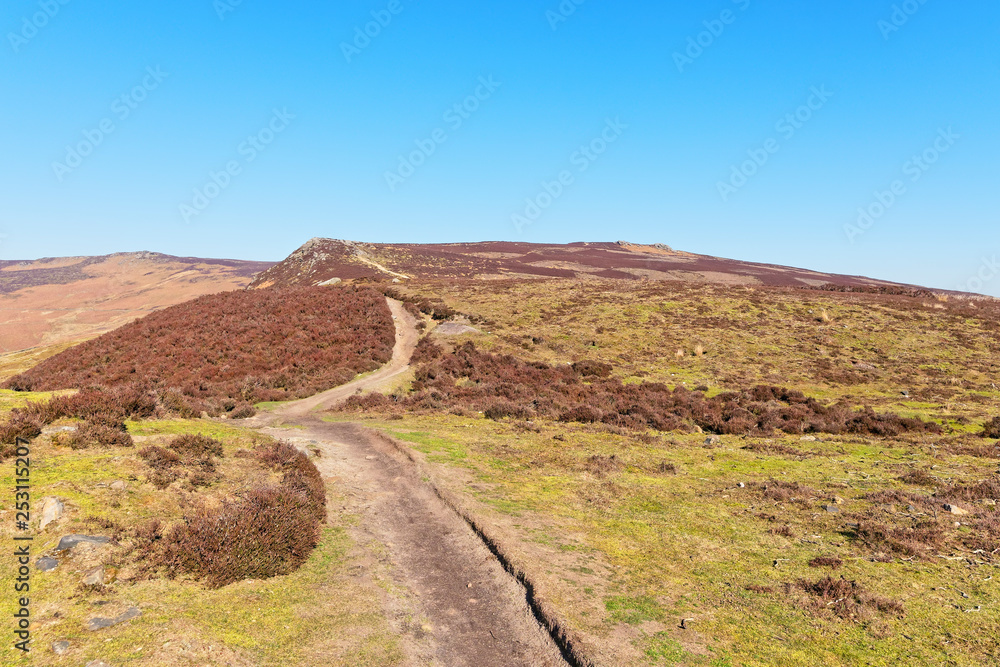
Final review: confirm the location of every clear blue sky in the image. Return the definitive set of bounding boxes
[2,1,998,295]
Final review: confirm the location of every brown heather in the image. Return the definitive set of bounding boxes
[348,340,944,438]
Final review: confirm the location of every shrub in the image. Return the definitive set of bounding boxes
[572,360,613,378]
[139,446,181,470]
[484,399,532,421]
[983,417,1000,439]
[797,576,904,621]
[145,484,321,589]
[67,418,133,449]
[808,556,843,569]
[0,415,43,445]
[169,434,224,460]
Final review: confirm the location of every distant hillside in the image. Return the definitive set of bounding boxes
[249,238,947,293]
[0,252,274,354]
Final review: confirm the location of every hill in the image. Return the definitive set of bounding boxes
[0,251,274,355]
[249,238,953,294]
[4,285,395,415]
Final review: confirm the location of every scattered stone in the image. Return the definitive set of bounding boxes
[824,505,841,514]
[52,640,70,655]
[86,606,141,631]
[907,505,916,512]
[38,497,65,530]
[56,535,111,552]
[800,436,818,442]
[36,556,59,572]
[82,566,108,586]
[831,496,845,505]
[110,481,127,491]
[901,391,910,397]
[434,322,480,336]
[944,504,969,516]
[317,277,342,286]
[704,436,721,446]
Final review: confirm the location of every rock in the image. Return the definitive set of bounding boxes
[824,505,841,514]
[831,496,845,505]
[704,436,721,446]
[82,566,107,586]
[944,504,969,516]
[86,606,141,631]
[433,322,480,336]
[85,661,112,667]
[51,640,70,655]
[738,482,746,488]
[110,481,127,491]
[38,497,64,530]
[907,504,916,512]
[56,535,111,552]
[984,499,997,507]
[901,391,910,397]
[800,436,818,442]
[36,556,59,572]
[392,278,401,284]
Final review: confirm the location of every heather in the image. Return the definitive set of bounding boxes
[348,340,943,438]
[4,286,395,413]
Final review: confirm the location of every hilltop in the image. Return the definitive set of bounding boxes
[248,238,952,294]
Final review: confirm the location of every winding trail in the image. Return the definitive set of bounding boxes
[249,299,569,667]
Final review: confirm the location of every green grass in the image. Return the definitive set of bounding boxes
[342,413,1000,666]
[0,417,404,666]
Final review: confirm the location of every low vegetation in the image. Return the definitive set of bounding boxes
[4,286,395,416]
[347,339,943,437]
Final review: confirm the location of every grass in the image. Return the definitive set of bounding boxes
[329,412,1000,666]
[0,417,403,666]
[399,279,1000,427]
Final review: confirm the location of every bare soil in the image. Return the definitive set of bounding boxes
[251,299,569,666]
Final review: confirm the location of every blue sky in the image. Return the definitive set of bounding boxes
[1,0,998,295]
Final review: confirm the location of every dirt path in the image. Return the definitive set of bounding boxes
[252,298,569,666]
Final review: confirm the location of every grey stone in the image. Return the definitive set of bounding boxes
[56,535,110,552]
[36,556,59,572]
[824,505,841,514]
[38,497,64,530]
[51,640,70,655]
[86,661,112,667]
[944,504,969,516]
[110,481,127,491]
[704,436,721,446]
[434,322,480,336]
[82,566,107,586]
[86,606,140,631]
